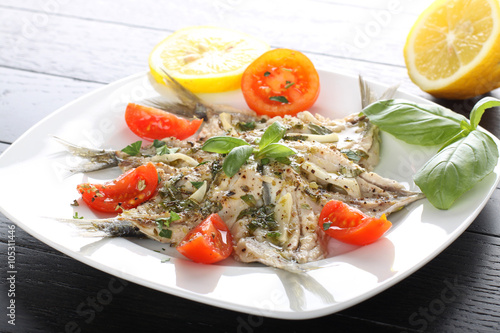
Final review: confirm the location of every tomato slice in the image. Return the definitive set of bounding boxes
[241,48,320,117]
[77,162,158,213]
[125,103,203,141]
[319,200,392,246]
[176,213,233,264]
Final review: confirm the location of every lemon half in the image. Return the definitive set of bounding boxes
[404,0,500,99]
[149,26,269,93]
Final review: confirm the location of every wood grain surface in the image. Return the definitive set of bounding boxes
[1,1,499,332]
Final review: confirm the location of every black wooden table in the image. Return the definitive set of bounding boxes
[1,1,499,332]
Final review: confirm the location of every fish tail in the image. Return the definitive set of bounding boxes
[142,68,211,120]
[358,75,399,109]
[52,136,120,173]
[53,217,144,238]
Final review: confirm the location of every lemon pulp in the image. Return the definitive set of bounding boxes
[149,26,269,93]
[404,0,500,99]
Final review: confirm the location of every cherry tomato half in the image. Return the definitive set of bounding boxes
[77,162,158,213]
[319,200,392,246]
[125,103,203,141]
[176,213,233,264]
[241,48,320,117]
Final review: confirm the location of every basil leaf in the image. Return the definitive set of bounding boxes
[259,121,286,150]
[121,141,142,156]
[469,97,500,130]
[223,145,254,177]
[202,136,249,154]
[269,96,289,104]
[362,99,467,145]
[255,143,296,159]
[414,130,499,209]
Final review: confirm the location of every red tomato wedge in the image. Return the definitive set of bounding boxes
[319,200,392,246]
[176,213,233,264]
[125,103,203,141]
[77,162,158,213]
[241,48,320,117]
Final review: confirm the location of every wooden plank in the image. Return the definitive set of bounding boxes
[0,67,102,143]
[0,4,425,81]
[0,0,435,62]
[468,187,500,236]
[342,231,500,332]
[3,3,500,138]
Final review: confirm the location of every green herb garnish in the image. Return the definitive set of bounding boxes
[156,211,180,238]
[284,81,295,89]
[159,229,173,238]
[236,121,256,132]
[264,71,270,77]
[121,140,142,156]
[362,97,500,210]
[201,121,296,177]
[73,212,84,219]
[340,149,368,163]
[190,181,205,189]
[223,145,254,177]
[153,139,166,148]
[259,121,287,150]
[269,96,289,104]
[266,231,281,239]
[240,194,257,207]
[201,137,249,154]
[308,123,333,135]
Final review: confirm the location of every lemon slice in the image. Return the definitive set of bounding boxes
[404,0,500,99]
[149,26,269,93]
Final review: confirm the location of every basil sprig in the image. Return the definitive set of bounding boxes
[362,98,500,210]
[201,121,296,177]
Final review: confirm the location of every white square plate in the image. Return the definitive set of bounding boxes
[1,70,498,319]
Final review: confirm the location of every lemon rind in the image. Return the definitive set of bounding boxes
[405,0,500,92]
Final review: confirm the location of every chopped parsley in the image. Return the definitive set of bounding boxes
[156,211,180,239]
[309,124,333,135]
[240,194,257,207]
[190,181,205,189]
[121,140,142,156]
[73,212,84,219]
[269,96,289,104]
[235,121,256,132]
